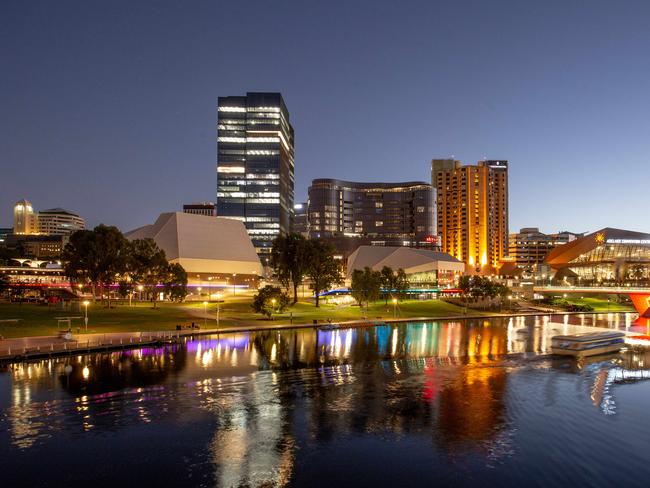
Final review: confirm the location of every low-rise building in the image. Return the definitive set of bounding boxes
[507,227,582,271]
[126,212,263,288]
[347,245,464,288]
[544,228,650,285]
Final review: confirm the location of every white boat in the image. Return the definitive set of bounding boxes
[551,331,625,357]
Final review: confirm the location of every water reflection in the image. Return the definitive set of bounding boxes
[2,314,650,486]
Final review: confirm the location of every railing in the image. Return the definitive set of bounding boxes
[0,331,185,360]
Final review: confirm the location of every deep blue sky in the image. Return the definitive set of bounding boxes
[2,0,649,234]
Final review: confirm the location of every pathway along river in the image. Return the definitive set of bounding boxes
[2,313,650,487]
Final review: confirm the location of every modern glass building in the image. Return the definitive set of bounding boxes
[545,228,650,285]
[307,179,436,247]
[216,92,295,256]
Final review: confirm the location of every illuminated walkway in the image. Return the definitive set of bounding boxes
[534,286,650,318]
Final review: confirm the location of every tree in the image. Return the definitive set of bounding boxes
[351,266,383,309]
[306,239,342,307]
[62,225,129,306]
[379,266,410,303]
[458,275,510,306]
[380,266,396,304]
[251,285,290,319]
[117,280,132,299]
[270,233,311,304]
[129,238,168,308]
[92,225,130,308]
[395,268,409,298]
[62,229,96,295]
[164,263,188,302]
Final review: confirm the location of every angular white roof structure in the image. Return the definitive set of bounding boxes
[126,212,262,276]
[347,246,464,278]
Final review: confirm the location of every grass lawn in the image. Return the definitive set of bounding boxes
[561,296,634,312]
[0,294,479,338]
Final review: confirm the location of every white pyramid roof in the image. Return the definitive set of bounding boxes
[347,245,463,278]
[126,212,262,275]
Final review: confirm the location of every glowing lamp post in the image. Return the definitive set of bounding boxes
[271,298,277,318]
[83,300,90,332]
[215,293,221,328]
[137,285,143,301]
[232,274,237,296]
[203,301,208,328]
[392,297,398,318]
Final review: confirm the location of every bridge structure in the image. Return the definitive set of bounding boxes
[534,286,650,318]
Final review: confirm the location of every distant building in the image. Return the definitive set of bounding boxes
[293,202,308,236]
[508,227,582,271]
[126,212,263,285]
[37,208,85,236]
[217,92,295,256]
[432,159,508,274]
[308,179,436,249]
[346,246,464,288]
[545,228,650,286]
[5,234,68,258]
[183,202,216,217]
[13,199,38,235]
[0,228,12,245]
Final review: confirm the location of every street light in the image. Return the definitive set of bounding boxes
[83,300,90,332]
[203,301,208,328]
[137,285,143,301]
[215,293,221,328]
[232,273,237,296]
[392,297,398,318]
[197,286,202,298]
[271,298,277,318]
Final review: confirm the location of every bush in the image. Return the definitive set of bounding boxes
[251,285,290,319]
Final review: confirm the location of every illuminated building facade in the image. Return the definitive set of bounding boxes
[217,92,295,255]
[545,228,650,285]
[13,199,38,235]
[431,159,508,273]
[307,179,436,248]
[37,208,85,236]
[346,246,464,288]
[293,202,308,236]
[508,227,582,271]
[182,202,216,217]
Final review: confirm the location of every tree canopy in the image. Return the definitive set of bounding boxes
[251,285,290,319]
[270,233,311,304]
[305,239,342,307]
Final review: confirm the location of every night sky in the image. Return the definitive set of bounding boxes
[2,0,649,234]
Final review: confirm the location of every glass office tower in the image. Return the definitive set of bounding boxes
[217,93,295,256]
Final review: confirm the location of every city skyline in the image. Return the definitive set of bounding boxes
[3,0,650,234]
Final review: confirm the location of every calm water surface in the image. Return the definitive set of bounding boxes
[2,313,650,487]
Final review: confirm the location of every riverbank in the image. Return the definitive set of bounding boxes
[0,308,638,363]
[0,298,487,339]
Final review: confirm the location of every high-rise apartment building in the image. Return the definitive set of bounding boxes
[308,179,436,246]
[183,202,216,217]
[216,92,295,255]
[13,199,38,235]
[37,208,85,236]
[431,159,508,273]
